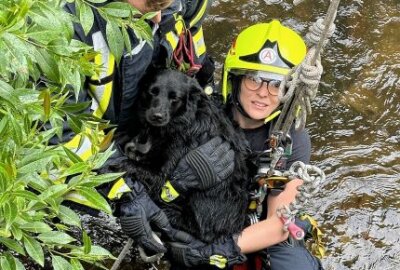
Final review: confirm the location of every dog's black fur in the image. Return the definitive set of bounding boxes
[116,69,249,243]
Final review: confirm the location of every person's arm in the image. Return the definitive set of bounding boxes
[237,178,303,253]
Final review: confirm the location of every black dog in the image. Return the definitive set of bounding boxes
[116,69,249,243]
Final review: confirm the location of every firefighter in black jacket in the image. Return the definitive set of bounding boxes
[62,0,235,255]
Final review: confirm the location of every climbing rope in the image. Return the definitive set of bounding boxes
[269,3,339,237]
[275,161,326,240]
[287,161,326,214]
[274,0,340,134]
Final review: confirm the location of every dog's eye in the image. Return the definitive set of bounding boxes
[149,87,160,96]
[168,91,178,102]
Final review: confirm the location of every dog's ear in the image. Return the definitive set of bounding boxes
[187,79,203,103]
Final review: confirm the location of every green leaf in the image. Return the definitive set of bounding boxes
[92,143,115,169]
[26,29,60,45]
[82,230,91,254]
[58,205,81,228]
[38,231,75,245]
[43,89,51,120]
[4,117,24,149]
[70,259,84,270]
[63,146,84,164]
[23,235,44,267]
[3,202,17,225]
[83,172,124,188]
[79,2,94,36]
[66,187,111,213]
[13,190,40,201]
[131,19,153,45]
[34,48,60,82]
[38,184,68,201]
[0,257,11,270]
[0,237,26,255]
[0,115,8,138]
[27,172,51,191]
[67,114,83,134]
[52,255,73,270]
[60,101,91,113]
[71,245,114,258]
[4,254,17,270]
[10,225,23,241]
[121,26,132,56]
[105,20,124,64]
[14,257,25,270]
[60,162,89,178]
[20,221,52,233]
[101,2,132,17]
[18,154,53,174]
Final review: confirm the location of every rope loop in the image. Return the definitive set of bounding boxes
[306,17,336,48]
[287,161,326,214]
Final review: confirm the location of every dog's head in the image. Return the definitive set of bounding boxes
[139,69,203,127]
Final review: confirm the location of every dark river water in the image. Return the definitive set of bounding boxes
[83,1,400,270]
[202,0,400,269]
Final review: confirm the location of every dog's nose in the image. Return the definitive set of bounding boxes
[151,113,163,121]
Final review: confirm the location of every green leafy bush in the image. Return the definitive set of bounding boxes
[0,0,152,269]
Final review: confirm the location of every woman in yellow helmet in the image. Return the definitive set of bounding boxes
[167,20,324,270]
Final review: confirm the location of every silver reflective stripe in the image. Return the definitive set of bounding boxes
[91,31,110,112]
[73,135,92,158]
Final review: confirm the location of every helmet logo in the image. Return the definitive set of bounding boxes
[259,48,276,64]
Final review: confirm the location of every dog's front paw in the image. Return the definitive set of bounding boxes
[124,137,152,162]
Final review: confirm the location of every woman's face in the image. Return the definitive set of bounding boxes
[238,75,281,122]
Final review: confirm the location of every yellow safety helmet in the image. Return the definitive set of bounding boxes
[222,20,307,102]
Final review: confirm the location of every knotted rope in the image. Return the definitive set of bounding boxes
[273,0,340,241]
[274,0,340,134]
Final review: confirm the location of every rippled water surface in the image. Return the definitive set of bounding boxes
[204,0,399,269]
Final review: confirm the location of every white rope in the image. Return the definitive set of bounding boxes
[293,0,306,5]
[280,161,326,217]
[306,17,336,48]
[274,0,340,134]
[264,0,283,4]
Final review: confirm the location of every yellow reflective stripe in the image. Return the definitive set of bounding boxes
[166,32,179,51]
[189,0,208,28]
[248,200,257,210]
[107,178,131,200]
[174,16,185,33]
[166,16,185,51]
[161,180,180,202]
[89,31,115,118]
[65,191,99,209]
[209,255,227,269]
[65,31,114,161]
[93,54,114,119]
[192,26,206,57]
[299,213,326,258]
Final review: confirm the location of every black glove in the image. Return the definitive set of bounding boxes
[119,181,187,254]
[168,235,246,269]
[161,137,235,202]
